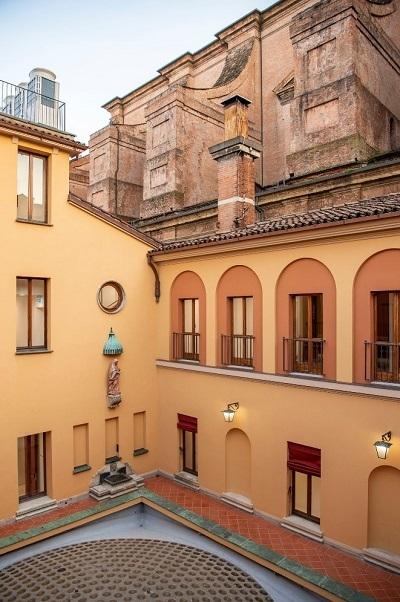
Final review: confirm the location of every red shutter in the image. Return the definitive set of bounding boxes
[177,414,197,433]
[287,442,321,477]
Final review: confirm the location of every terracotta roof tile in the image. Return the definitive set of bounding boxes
[153,193,400,253]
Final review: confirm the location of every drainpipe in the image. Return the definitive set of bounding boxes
[147,252,160,302]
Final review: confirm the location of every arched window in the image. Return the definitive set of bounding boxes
[170,271,206,364]
[216,266,262,371]
[354,249,400,383]
[276,259,336,379]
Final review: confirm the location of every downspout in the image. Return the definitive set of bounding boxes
[147,252,160,303]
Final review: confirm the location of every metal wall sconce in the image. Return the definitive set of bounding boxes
[373,431,392,459]
[222,402,239,423]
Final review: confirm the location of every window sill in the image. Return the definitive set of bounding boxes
[16,219,53,226]
[287,372,324,380]
[16,348,53,355]
[281,515,323,543]
[174,471,199,490]
[73,464,91,474]
[173,359,200,365]
[222,364,254,372]
[133,448,149,457]
[369,380,400,389]
[105,456,121,464]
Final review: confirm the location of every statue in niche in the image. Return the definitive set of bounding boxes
[107,359,122,408]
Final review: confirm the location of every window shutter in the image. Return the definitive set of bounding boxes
[288,442,321,477]
[177,414,197,433]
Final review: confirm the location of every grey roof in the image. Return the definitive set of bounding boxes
[153,194,400,253]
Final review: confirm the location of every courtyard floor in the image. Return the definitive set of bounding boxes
[0,475,399,601]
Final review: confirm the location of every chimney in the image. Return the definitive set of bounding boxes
[209,95,261,232]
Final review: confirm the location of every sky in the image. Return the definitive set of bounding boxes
[0,0,274,144]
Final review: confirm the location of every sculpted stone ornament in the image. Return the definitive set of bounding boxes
[107,359,121,408]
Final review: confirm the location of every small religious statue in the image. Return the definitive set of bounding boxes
[107,359,122,408]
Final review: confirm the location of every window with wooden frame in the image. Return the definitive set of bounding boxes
[288,442,321,524]
[173,298,200,361]
[371,291,400,382]
[17,151,47,223]
[177,414,198,476]
[16,277,48,351]
[222,296,254,367]
[287,294,323,375]
[17,433,47,501]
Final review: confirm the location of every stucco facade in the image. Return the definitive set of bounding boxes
[0,115,159,520]
[1,0,400,588]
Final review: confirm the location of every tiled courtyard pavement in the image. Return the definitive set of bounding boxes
[0,475,399,602]
[146,478,400,602]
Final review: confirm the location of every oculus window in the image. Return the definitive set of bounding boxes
[97,281,125,313]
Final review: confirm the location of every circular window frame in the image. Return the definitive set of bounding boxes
[97,281,125,314]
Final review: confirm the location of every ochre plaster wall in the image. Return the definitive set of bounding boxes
[154,229,400,552]
[155,365,400,552]
[0,133,159,520]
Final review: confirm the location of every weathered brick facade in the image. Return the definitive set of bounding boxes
[70,0,400,240]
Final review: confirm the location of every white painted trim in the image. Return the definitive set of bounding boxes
[218,196,255,207]
[156,359,400,400]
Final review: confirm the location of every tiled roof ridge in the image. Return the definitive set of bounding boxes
[154,193,400,252]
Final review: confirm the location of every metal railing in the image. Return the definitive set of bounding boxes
[0,79,65,131]
[283,337,325,375]
[173,332,200,362]
[221,334,254,368]
[364,341,400,383]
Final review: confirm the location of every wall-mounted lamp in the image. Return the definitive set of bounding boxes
[222,402,239,423]
[373,431,392,460]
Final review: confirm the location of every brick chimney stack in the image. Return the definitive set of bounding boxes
[209,95,261,232]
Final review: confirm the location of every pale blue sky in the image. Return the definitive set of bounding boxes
[0,0,274,143]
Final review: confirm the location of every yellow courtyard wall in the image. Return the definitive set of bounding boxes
[154,234,400,552]
[0,133,158,520]
[156,366,400,551]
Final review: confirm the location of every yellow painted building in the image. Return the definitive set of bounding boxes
[0,112,159,520]
[1,71,400,580]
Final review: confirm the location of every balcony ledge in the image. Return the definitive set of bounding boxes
[156,359,400,400]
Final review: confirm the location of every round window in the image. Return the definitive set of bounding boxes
[97,281,125,313]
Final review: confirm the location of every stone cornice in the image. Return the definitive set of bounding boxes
[209,136,262,160]
[0,115,86,156]
[156,360,400,401]
[257,158,400,206]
